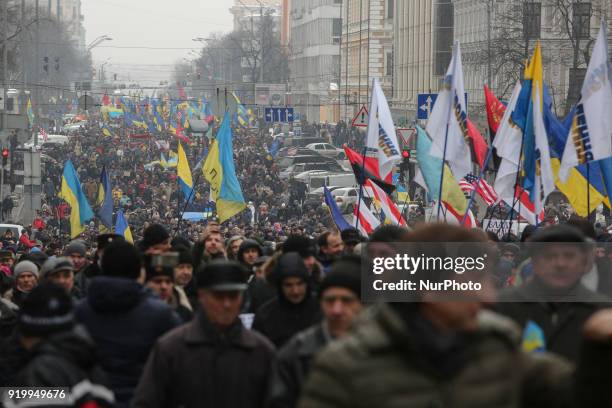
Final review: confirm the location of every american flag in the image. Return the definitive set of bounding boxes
[460,173,499,206]
[38,127,48,142]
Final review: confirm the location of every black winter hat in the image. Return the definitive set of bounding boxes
[237,239,262,262]
[97,233,125,251]
[141,224,170,250]
[341,227,363,245]
[274,252,309,283]
[282,235,316,258]
[319,256,361,299]
[102,241,142,280]
[529,225,586,244]
[145,264,174,282]
[196,260,248,291]
[173,245,193,266]
[19,281,74,336]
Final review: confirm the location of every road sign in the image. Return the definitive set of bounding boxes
[417,93,469,120]
[396,128,416,147]
[264,107,294,123]
[351,105,369,127]
[293,126,302,136]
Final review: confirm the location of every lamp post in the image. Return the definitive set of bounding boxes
[87,35,113,52]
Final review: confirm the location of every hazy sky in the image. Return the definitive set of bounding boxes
[82,0,234,84]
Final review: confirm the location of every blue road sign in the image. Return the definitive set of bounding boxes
[417,93,469,120]
[264,107,295,123]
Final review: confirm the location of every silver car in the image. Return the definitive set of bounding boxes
[305,143,346,160]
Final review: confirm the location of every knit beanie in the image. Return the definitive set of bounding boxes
[19,281,74,336]
[39,257,74,280]
[319,256,361,299]
[63,240,87,257]
[14,260,39,280]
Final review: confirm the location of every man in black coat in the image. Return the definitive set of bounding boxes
[268,257,362,408]
[132,260,275,408]
[4,282,114,407]
[495,225,611,363]
[75,241,181,408]
[253,252,322,348]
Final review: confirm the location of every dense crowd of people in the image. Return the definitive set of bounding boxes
[1,118,612,407]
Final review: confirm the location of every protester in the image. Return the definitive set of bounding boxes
[226,235,244,260]
[77,233,125,296]
[253,252,322,348]
[144,255,193,322]
[3,260,39,307]
[132,260,275,408]
[495,225,611,362]
[172,245,197,307]
[75,241,181,407]
[237,238,263,273]
[7,282,114,407]
[268,256,362,408]
[316,230,344,274]
[39,257,81,300]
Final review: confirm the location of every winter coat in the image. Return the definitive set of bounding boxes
[74,276,181,408]
[132,311,275,408]
[494,278,610,362]
[268,323,329,408]
[253,296,321,349]
[298,304,589,408]
[6,326,114,407]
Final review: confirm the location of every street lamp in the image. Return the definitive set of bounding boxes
[87,35,113,51]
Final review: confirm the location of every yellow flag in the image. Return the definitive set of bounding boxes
[203,139,222,202]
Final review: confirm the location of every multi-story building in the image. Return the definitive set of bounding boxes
[339,0,394,123]
[27,0,86,50]
[390,0,453,123]
[289,0,342,123]
[454,0,612,122]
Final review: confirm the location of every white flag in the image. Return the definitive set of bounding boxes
[366,78,402,179]
[560,20,612,181]
[427,41,473,182]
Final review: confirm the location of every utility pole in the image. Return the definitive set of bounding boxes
[2,0,8,91]
[35,0,39,147]
[259,2,264,83]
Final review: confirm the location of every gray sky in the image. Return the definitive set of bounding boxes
[82,0,234,84]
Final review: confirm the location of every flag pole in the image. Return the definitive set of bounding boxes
[461,145,493,225]
[587,162,591,223]
[174,169,203,238]
[355,79,375,232]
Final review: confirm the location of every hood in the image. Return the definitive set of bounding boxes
[274,252,312,307]
[87,276,145,313]
[33,325,98,369]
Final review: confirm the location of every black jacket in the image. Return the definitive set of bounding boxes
[494,278,610,362]
[74,276,181,408]
[268,323,329,408]
[7,326,114,407]
[132,311,276,408]
[253,296,321,349]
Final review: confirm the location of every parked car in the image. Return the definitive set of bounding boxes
[0,223,25,239]
[277,147,321,158]
[304,186,342,208]
[282,136,328,148]
[277,155,339,169]
[330,186,374,214]
[280,162,345,179]
[305,143,346,159]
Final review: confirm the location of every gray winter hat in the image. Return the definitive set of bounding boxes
[40,257,74,279]
[14,260,39,280]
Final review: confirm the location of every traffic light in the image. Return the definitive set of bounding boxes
[399,149,410,182]
[43,56,49,73]
[2,148,9,166]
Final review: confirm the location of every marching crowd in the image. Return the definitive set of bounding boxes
[1,120,612,407]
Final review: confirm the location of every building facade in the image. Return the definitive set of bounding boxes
[339,0,394,123]
[289,0,342,123]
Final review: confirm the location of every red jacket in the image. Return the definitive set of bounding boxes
[19,233,36,249]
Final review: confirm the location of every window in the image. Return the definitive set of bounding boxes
[387,0,394,19]
[434,1,454,76]
[523,2,541,40]
[349,190,357,197]
[332,18,342,37]
[573,2,591,40]
[386,52,393,76]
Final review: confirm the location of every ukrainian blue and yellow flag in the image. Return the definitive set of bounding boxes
[232,92,256,128]
[202,113,246,222]
[101,124,114,138]
[543,86,610,214]
[115,209,133,243]
[58,160,94,238]
[177,142,195,202]
[96,166,114,229]
[26,98,35,127]
[521,320,546,353]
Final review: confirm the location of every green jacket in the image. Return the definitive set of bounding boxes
[298,304,575,408]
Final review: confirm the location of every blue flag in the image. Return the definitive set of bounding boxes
[324,187,351,231]
[96,166,114,228]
